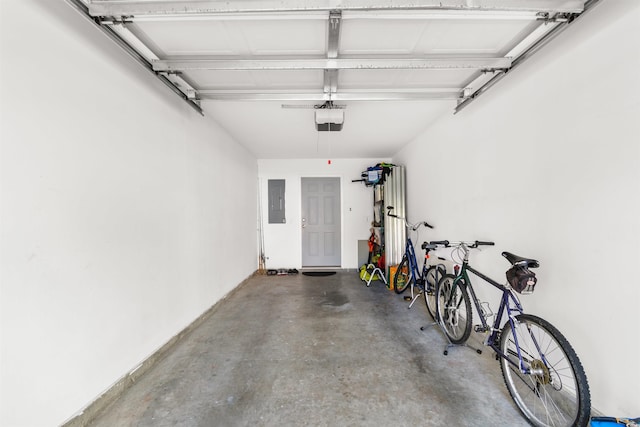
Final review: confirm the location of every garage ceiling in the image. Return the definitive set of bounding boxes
[68,0,598,159]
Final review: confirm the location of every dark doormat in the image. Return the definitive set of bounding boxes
[302,271,336,277]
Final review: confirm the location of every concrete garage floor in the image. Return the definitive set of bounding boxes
[89,271,529,426]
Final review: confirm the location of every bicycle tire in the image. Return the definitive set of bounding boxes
[423,265,444,320]
[499,314,591,427]
[393,255,413,294]
[436,274,472,344]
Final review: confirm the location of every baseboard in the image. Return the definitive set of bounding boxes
[62,272,257,427]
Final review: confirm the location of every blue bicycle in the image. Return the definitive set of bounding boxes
[387,207,444,320]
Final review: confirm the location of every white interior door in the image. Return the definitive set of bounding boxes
[301,177,341,267]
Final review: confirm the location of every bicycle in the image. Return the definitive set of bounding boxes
[430,240,591,427]
[387,207,444,320]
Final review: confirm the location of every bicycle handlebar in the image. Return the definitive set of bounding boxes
[430,240,450,246]
[386,206,434,230]
[430,240,495,248]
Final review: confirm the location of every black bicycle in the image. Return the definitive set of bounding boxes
[431,240,591,427]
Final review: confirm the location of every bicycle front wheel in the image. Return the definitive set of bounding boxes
[436,274,472,344]
[393,255,413,294]
[423,265,444,320]
[499,314,591,427]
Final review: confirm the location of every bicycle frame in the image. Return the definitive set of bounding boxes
[392,212,431,291]
[450,249,545,375]
[404,238,421,283]
[401,236,431,310]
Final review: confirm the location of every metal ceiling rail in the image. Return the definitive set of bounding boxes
[324,10,342,97]
[74,0,597,113]
[327,10,341,59]
[455,0,601,113]
[115,10,543,23]
[198,91,462,101]
[88,0,586,17]
[65,0,204,115]
[151,57,513,72]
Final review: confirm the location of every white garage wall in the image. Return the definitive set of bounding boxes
[393,0,639,416]
[0,2,257,426]
[258,159,389,270]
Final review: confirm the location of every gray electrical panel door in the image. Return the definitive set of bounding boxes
[268,179,286,224]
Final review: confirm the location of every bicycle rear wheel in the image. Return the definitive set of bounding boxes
[499,314,590,427]
[436,274,472,344]
[393,255,413,294]
[423,265,444,320]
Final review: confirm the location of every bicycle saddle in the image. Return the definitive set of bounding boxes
[502,252,540,268]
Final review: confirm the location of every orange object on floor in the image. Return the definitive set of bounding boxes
[387,265,398,290]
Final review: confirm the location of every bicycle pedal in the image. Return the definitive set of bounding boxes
[474,325,488,333]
